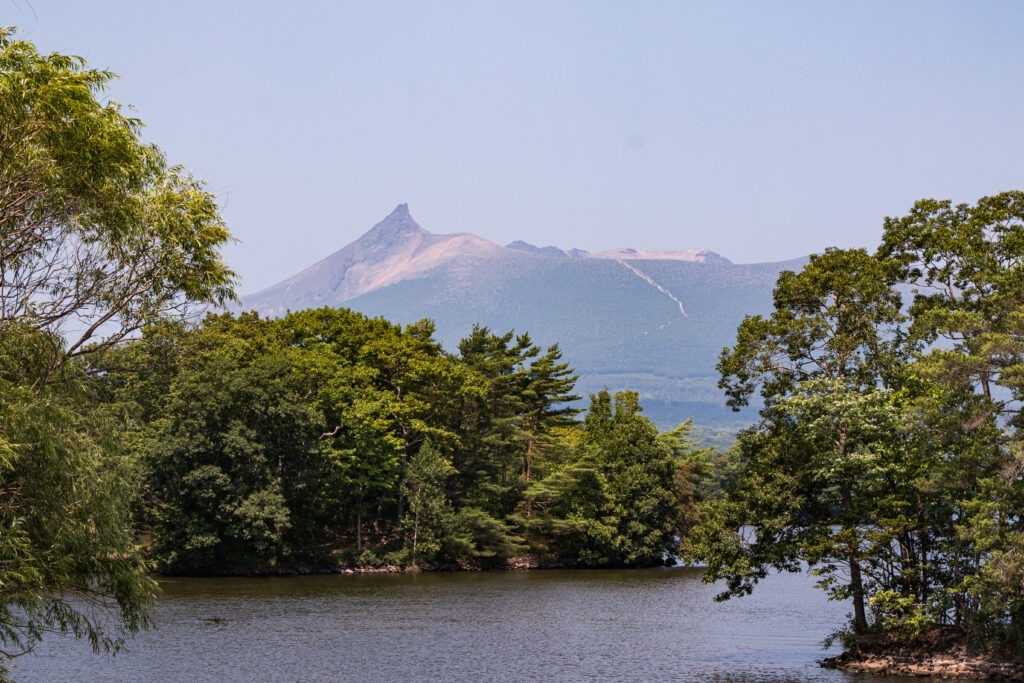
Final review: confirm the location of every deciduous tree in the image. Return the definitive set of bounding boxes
[0,28,236,665]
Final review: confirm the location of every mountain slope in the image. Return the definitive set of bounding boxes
[245,204,508,314]
[242,205,805,428]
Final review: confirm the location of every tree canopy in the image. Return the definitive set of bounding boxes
[103,310,699,575]
[0,28,236,668]
[691,191,1024,656]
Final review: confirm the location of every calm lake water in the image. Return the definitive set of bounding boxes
[13,568,937,682]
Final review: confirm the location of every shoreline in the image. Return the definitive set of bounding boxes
[821,629,1024,681]
[153,555,679,578]
[822,651,1024,680]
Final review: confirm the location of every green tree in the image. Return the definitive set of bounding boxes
[0,30,235,363]
[581,390,686,566]
[452,327,578,560]
[525,391,686,567]
[0,28,236,665]
[703,248,908,634]
[879,192,1024,413]
[878,191,1024,650]
[699,196,1024,655]
[401,442,456,566]
[284,308,409,552]
[0,331,153,664]
[138,313,327,573]
[515,342,580,486]
[454,326,539,515]
[286,308,465,553]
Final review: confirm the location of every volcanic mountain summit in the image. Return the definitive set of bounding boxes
[246,204,733,316]
[242,204,805,428]
[246,204,508,313]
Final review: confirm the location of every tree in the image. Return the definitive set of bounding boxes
[579,390,687,566]
[878,192,1024,650]
[453,327,579,554]
[525,390,686,567]
[454,326,540,515]
[0,28,236,665]
[0,29,235,365]
[701,248,908,634]
[401,442,456,566]
[515,342,580,487]
[0,330,154,664]
[878,192,1024,414]
[698,195,1024,655]
[286,308,465,553]
[138,313,325,573]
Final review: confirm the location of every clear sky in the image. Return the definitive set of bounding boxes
[10,1,1024,293]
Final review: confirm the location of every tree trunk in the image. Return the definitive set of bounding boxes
[842,485,868,634]
[524,436,534,482]
[849,548,868,634]
[523,437,534,517]
[396,425,410,530]
[412,512,419,566]
[356,507,363,552]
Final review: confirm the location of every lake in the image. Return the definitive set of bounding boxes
[12,568,938,682]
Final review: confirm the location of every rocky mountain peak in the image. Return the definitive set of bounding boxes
[361,203,427,247]
[244,203,744,322]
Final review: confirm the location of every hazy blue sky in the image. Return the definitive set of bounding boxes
[11,1,1024,293]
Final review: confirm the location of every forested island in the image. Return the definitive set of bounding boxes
[2,27,1024,681]
[99,309,701,575]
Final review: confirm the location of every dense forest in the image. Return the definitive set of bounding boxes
[2,26,1023,675]
[96,310,702,574]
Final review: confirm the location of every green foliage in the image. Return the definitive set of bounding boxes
[523,390,692,567]
[448,507,526,568]
[696,191,1024,655]
[706,247,910,630]
[0,28,236,662]
[285,308,466,553]
[453,326,580,521]
[581,391,686,565]
[877,192,1024,653]
[0,28,236,362]
[118,313,326,573]
[107,306,701,575]
[401,443,456,565]
[0,339,155,659]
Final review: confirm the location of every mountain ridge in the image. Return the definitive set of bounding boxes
[247,204,738,312]
[241,204,806,428]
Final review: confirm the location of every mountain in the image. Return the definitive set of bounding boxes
[506,240,574,257]
[242,204,806,429]
[246,204,505,308]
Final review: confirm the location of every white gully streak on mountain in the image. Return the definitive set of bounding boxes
[615,260,687,317]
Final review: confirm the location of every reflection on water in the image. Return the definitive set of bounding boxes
[14,568,937,682]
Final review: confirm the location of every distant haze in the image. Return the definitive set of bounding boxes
[13,1,1024,293]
